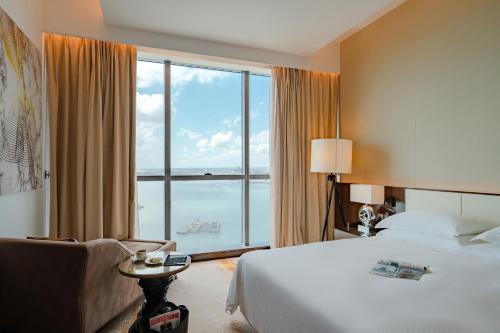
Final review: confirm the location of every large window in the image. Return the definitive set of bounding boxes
[136,60,270,253]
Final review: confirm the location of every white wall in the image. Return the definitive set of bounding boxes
[0,0,45,238]
[41,0,340,73]
[0,0,42,49]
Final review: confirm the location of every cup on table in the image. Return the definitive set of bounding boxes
[135,249,147,260]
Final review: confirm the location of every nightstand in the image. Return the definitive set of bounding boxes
[335,223,378,239]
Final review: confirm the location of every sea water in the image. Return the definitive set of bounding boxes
[137,169,270,253]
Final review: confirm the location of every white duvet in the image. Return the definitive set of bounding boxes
[226,237,500,333]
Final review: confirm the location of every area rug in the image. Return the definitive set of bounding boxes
[99,258,255,333]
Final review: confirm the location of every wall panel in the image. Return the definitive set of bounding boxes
[340,0,500,194]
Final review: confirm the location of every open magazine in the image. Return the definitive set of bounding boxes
[370,259,429,280]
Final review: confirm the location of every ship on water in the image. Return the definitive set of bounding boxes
[176,218,221,235]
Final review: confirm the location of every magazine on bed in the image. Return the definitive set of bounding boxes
[370,259,429,280]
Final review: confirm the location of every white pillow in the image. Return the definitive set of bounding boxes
[375,211,494,237]
[377,229,479,250]
[472,226,500,245]
[461,243,500,260]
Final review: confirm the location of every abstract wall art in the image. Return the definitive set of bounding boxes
[0,6,42,196]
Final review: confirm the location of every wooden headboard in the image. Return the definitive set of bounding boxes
[405,189,500,226]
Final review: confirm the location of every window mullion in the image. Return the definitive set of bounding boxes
[164,60,172,241]
[248,174,270,180]
[137,175,166,182]
[170,175,245,181]
[243,71,250,246]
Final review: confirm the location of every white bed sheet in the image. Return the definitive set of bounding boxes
[226,237,500,333]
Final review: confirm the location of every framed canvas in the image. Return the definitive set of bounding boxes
[0,6,42,196]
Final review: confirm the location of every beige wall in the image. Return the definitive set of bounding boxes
[340,0,500,194]
[41,0,340,72]
[0,0,45,237]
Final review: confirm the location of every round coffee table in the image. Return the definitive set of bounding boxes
[119,251,191,333]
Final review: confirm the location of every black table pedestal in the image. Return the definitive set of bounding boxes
[129,275,176,333]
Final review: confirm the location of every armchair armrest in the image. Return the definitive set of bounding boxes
[84,238,134,255]
[81,239,142,333]
[122,238,168,245]
[121,239,177,252]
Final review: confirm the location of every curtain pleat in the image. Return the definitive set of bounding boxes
[271,67,339,247]
[45,34,137,241]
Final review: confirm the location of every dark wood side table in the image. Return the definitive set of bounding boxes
[119,251,191,333]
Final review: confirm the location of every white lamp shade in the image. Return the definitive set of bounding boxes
[310,139,352,174]
[350,184,385,204]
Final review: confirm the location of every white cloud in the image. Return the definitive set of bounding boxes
[170,67,226,120]
[171,89,181,116]
[171,66,229,88]
[136,122,164,170]
[176,130,268,168]
[136,92,164,123]
[196,131,238,152]
[195,138,210,152]
[250,130,269,167]
[137,61,164,89]
[250,101,268,119]
[223,115,241,127]
[137,64,230,119]
[177,128,203,140]
[250,130,269,152]
[137,61,229,91]
[210,131,235,147]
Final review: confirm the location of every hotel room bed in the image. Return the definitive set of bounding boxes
[226,189,500,333]
[227,237,500,333]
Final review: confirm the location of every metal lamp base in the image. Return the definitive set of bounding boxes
[321,174,349,241]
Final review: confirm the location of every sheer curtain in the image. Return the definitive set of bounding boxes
[45,34,137,241]
[271,67,339,247]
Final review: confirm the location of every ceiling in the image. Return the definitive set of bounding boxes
[100,0,404,56]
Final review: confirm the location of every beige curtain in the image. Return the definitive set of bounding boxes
[45,34,137,241]
[271,67,339,247]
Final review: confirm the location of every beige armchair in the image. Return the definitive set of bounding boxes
[0,237,176,333]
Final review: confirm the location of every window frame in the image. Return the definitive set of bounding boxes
[136,60,270,251]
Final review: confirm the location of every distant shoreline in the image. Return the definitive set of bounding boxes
[137,167,269,177]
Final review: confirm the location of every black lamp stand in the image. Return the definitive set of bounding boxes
[321,173,349,241]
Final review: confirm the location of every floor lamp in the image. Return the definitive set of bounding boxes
[310,139,353,241]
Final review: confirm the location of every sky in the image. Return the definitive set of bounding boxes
[136,61,270,174]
